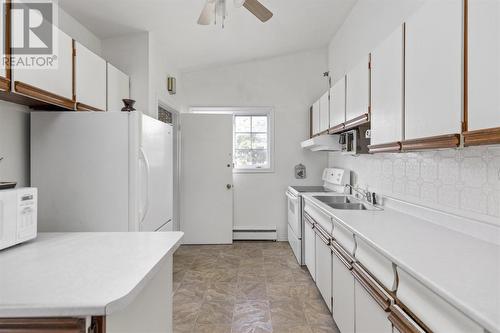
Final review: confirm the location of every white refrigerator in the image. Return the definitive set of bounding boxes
[31,111,173,232]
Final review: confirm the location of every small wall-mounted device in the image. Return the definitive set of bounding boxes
[167,76,176,95]
[295,164,306,179]
[339,127,370,155]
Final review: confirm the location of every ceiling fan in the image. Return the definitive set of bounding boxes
[197,0,273,28]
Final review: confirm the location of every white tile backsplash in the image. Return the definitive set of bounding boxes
[328,146,500,224]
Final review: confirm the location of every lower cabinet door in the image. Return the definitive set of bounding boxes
[355,280,392,333]
[315,234,332,311]
[332,254,355,333]
[304,221,316,281]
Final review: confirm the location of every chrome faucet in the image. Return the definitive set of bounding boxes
[345,184,377,205]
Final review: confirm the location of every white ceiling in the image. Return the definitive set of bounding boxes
[58,0,356,72]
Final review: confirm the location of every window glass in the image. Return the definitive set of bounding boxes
[233,114,271,170]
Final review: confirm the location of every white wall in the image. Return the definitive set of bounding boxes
[181,49,330,240]
[327,0,500,225]
[102,32,151,114]
[0,102,30,187]
[58,6,102,55]
[148,32,183,116]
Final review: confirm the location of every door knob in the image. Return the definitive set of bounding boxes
[226,184,233,190]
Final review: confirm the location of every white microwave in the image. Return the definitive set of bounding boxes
[0,188,38,251]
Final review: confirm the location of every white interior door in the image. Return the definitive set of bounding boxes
[140,114,173,232]
[180,114,233,244]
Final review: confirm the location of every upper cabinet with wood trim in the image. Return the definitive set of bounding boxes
[404,0,462,147]
[346,55,370,126]
[0,0,9,91]
[107,63,130,112]
[11,27,75,109]
[330,76,346,131]
[311,100,321,136]
[75,42,106,111]
[465,0,500,146]
[319,91,329,133]
[370,25,405,152]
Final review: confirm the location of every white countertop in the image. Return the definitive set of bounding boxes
[0,232,183,318]
[303,194,500,333]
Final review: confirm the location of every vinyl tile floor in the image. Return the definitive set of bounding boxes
[173,241,340,333]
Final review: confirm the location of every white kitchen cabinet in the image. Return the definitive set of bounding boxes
[346,55,370,122]
[107,63,130,112]
[319,91,330,133]
[467,0,500,131]
[405,0,463,140]
[304,217,316,281]
[330,76,346,130]
[331,248,355,333]
[75,42,107,111]
[371,25,404,148]
[315,231,332,311]
[397,269,484,333]
[354,279,392,333]
[0,1,7,89]
[311,101,320,136]
[12,27,74,108]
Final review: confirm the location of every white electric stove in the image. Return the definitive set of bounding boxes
[286,168,350,265]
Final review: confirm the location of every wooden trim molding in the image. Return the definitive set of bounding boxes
[303,212,315,227]
[352,263,392,311]
[313,225,330,245]
[463,127,500,147]
[343,113,370,131]
[388,305,427,333]
[369,142,402,153]
[327,123,345,134]
[330,240,354,265]
[0,77,9,92]
[0,318,86,333]
[76,102,104,112]
[14,81,76,110]
[89,316,106,333]
[463,0,469,133]
[330,242,353,270]
[401,134,460,151]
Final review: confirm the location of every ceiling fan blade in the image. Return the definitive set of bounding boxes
[243,0,273,22]
[197,1,215,25]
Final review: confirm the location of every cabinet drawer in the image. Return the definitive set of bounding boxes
[304,201,333,235]
[332,218,355,256]
[355,237,396,291]
[397,269,484,333]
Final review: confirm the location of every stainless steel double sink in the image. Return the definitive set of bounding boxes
[313,195,380,211]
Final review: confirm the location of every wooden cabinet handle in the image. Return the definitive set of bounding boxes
[331,245,352,269]
[352,264,392,311]
[314,225,330,245]
[330,240,354,264]
[303,212,315,227]
[388,305,428,333]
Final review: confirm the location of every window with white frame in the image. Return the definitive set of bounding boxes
[233,112,273,172]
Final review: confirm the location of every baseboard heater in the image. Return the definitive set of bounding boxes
[233,226,277,241]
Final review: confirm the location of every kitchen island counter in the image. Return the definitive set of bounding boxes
[0,232,183,332]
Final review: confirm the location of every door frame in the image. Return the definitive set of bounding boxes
[157,97,180,232]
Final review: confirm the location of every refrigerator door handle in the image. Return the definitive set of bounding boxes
[139,147,151,224]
